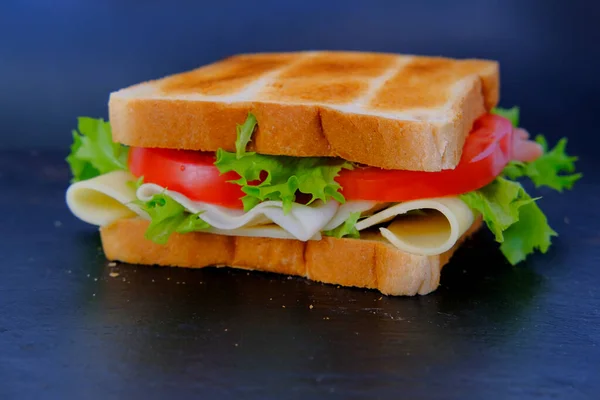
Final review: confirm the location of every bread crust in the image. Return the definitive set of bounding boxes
[108,52,499,171]
[100,218,483,296]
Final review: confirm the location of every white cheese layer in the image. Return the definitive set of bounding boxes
[65,170,142,226]
[136,183,345,241]
[65,171,476,255]
[65,171,376,242]
[355,197,475,255]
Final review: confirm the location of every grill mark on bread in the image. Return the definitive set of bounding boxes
[370,57,464,110]
[160,53,300,96]
[237,52,318,101]
[278,51,397,79]
[352,56,412,108]
[260,79,370,104]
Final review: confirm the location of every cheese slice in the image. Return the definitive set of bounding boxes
[321,200,377,231]
[137,183,340,241]
[355,197,475,255]
[65,170,143,226]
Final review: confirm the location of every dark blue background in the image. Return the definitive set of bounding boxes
[1,0,599,152]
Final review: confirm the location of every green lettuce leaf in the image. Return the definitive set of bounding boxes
[491,106,520,127]
[460,177,557,265]
[133,193,210,244]
[215,115,348,213]
[502,135,582,192]
[66,117,128,182]
[323,212,361,239]
[235,113,258,159]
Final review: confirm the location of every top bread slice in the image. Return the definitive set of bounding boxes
[109,51,499,171]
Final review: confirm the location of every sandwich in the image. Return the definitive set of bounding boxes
[65,51,580,296]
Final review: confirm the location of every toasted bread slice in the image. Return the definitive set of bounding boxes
[100,217,483,296]
[109,51,499,171]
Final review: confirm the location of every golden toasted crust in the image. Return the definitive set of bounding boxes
[109,51,499,171]
[100,217,483,296]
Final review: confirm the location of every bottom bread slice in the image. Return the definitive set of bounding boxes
[100,218,483,296]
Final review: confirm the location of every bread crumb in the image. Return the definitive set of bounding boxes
[564,217,570,224]
[378,297,383,301]
[54,220,62,228]
[151,279,155,283]
[182,282,186,285]
[93,278,98,282]
[234,343,238,347]
[224,328,228,332]
[107,262,117,267]
[167,277,170,281]
[309,305,314,309]
[109,272,120,278]
[92,293,96,297]
[282,305,286,308]
[287,276,292,280]
[323,317,330,320]
[269,298,272,301]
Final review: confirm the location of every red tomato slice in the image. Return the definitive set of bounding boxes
[336,114,514,202]
[128,114,514,207]
[128,148,245,208]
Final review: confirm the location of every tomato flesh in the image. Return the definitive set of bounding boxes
[128,114,514,207]
[128,148,246,208]
[337,114,513,201]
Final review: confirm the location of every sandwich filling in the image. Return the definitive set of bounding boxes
[66,107,580,264]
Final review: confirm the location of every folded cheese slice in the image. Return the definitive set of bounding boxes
[355,198,475,256]
[65,170,141,226]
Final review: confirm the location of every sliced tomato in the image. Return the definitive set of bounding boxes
[128,114,516,207]
[128,147,246,208]
[336,114,514,202]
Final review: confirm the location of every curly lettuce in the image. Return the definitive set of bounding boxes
[502,135,582,192]
[215,113,349,213]
[66,117,128,182]
[460,178,556,265]
[323,212,361,239]
[133,193,210,244]
[466,106,580,264]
